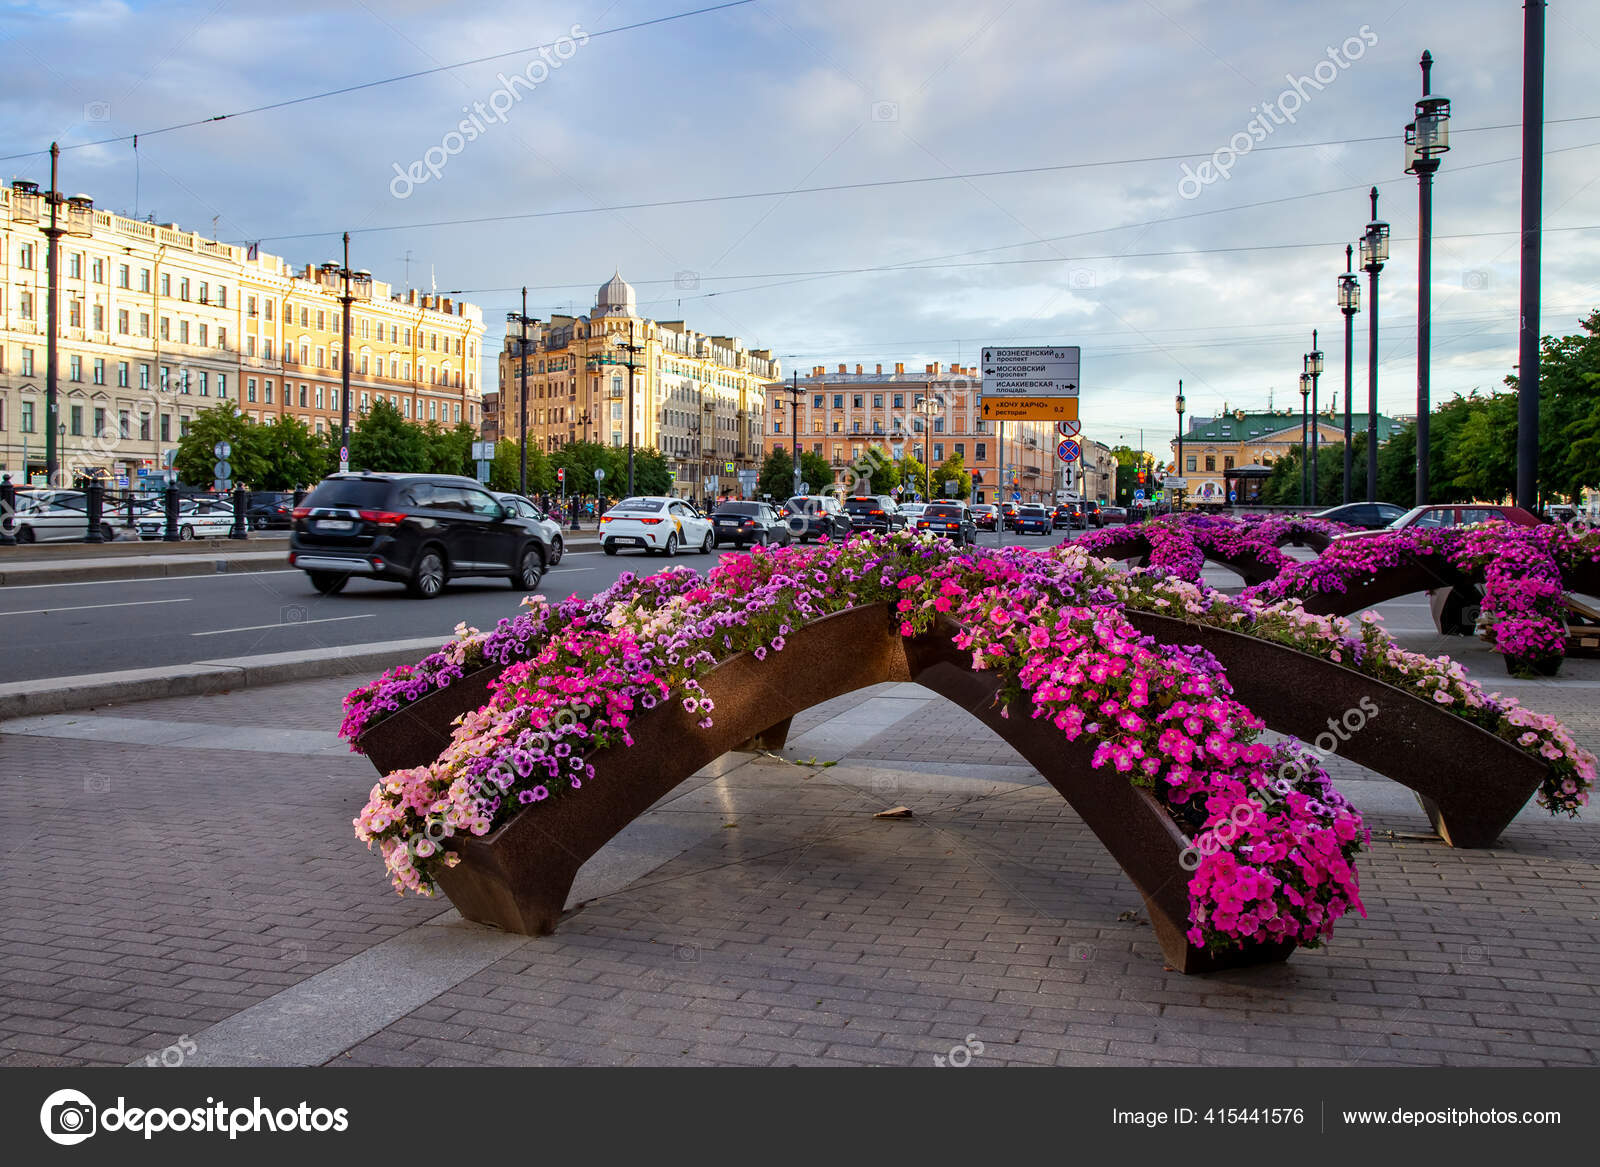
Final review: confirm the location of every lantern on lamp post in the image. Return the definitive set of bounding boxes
[1406,50,1450,505]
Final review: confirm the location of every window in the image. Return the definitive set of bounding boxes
[316,310,325,331]
[934,443,944,461]
[139,268,150,292]
[160,317,170,341]
[118,264,130,288]
[179,278,190,300]
[265,299,273,321]
[179,320,189,344]
[139,313,150,337]
[69,299,81,328]
[94,407,106,437]
[160,273,171,296]
[1223,455,1235,471]
[832,394,843,409]
[1185,455,1196,472]
[180,416,190,437]
[218,374,226,399]
[118,309,129,334]
[199,372,209,396]
[70,355,82,382]
[119,410,130,439]
[70,405,83,435]
[299,384,308,407]
[976,442,986,461]
[853,394,863,409]
[264,380,274,404]
[92,258,104,283]
[1204,455,1216,472]
[248,378,258,403]
[248,296,258,318]
[93,358,105,385]
[300,307,308,328]
[893,394,904,409]
[68,252,81,279]
[160,414,170,441]
[117,361,128,387]
[139,364,150,390]
[198,282,208,304]
[198,324,207,347]
[18,292,32,320]
[92,304,104,331]
[140,413,151,441]
[159,364,170,391]
[21,401,35,432]
[218,327,226,350]
[955,443,965,459]
[217,285,226,309]
[315,386,323,409]
[19,242,35,269]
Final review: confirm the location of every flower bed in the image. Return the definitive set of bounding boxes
[1076,513,1350,584]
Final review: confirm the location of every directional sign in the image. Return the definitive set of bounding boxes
[1229,490,1238,502]
[1134,489,1146,501]
[470,441,496,461]
[1056,419,1082,438]
[1056,439,1081,464]
[213,441,231,460]
[213,460,231,480]
[981,397,1079,422]
[980,346,1080,397]
[475,460,491,483]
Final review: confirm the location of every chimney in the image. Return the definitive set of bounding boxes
[875,364,882,374]
[895,362,904,374]
[837,363,846,374]
[814,365,824,376]
[931,361,941,375]
[855,364,863,374]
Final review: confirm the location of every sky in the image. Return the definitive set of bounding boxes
[4,0,1598,452]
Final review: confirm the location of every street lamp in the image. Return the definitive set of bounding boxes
[1174,383,1185,512]
[1359,187,1389,503]
[506,289,537,494]
[327,233,372,473]
[1406,50,1450,505]
[1298,372,1312,505]
[609,325,644,496]
[1338,245,1361,503]
[10,145,94,486]
[1304,332,1324,506]
[787,373,803,497]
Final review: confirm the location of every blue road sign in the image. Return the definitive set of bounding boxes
[1134,489,1146,501]
[1056,438,1081,463]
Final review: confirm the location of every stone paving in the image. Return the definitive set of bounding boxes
[1,602,1598,1068]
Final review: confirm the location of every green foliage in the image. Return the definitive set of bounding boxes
[798,450,832,496]
[625,447,674,497]
[421,421,476,477]
[174,401,265,488]
[247,415,326,491]
[758,447,797,500]
[349,398,427,473]
[932,453,972,500]
[551,441,621,500]
[897,453,929,499]
[487,439,552,495]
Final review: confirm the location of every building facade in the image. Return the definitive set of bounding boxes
[496,273,778,497]
[1,182,484,485]
[1170,406,1402,503]
[764,363,1059,504]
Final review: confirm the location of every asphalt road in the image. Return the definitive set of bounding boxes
[0,528,1086,684]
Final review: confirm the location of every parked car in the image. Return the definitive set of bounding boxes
[601,495,714,557]
[914,502,978,546]
[1100,505,1128,525]
[136,498,235,541]
[5,490,118,543]
[288,472,558,597]
[493,492,566,565]
[1310,501,1407,530]
[842,495,906,535]
[1013,504,1053,536]
[780,495,851,543]
[246,497,295,530]
[1333,503,1541,540]
[1543,503,1579,525]
[710,500,791,548]
[971,503,1000,531]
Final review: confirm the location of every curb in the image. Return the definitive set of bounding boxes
[0,636,446,721]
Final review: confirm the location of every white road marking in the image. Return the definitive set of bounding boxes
[191,613,375,637]
[0,569,299,592]
[0,597,193,617]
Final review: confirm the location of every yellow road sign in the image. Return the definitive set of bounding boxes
[979,396,1079,421]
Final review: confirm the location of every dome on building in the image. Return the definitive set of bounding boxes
[595,270,636,317]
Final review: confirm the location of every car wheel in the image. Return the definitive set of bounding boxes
[179,524,195,540]
[308,570,348,595]
[15,524,34,544]
[252,516,266,530]
[511,545,544,590]
[699,531,713,554]
[663,533,678,557]
[99,523,115,542]
[757,531,770,547]
[407,549,446,598]
[603,542,618,556]
[549,535,564,566]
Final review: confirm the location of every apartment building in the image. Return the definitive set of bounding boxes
[765,362,1060,504]
[496,273,778,496]
[0,181,484,484]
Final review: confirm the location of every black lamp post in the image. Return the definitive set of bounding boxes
[1338,245,1360,503]
[1359,187,1390,503]
[329,233,372,473]
[1304,333,1324,507]
[787,372,803,497]
[1517,2,1546,511]
[1406,50,1451,505]
[611,326,644,496]
[506,289,536,494]
[1298,372,1311,506]
[10,145,94,486]
[1174,382,1185,512]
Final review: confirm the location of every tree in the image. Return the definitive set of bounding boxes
[758,447,796,500]
[174,401,265,488]
[932,453,972,501]
[798,450,832,496]
[422,421,476,477]
[247,415,326,490]
[1504,308,1600,504]
[551,441,621,505]
[625,447,674,497]
[897,454,929,500]
[348,398,427,473]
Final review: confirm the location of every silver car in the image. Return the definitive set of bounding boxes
[493,493,566,565]
[5,490,117,544]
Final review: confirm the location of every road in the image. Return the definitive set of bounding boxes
[0,529,1089,684]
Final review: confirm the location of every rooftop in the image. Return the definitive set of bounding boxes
[1183,409,1404,444]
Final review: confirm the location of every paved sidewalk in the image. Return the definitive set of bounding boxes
[1,607,1597,1068]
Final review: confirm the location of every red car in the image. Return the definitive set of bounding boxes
[1333,503,1540,540]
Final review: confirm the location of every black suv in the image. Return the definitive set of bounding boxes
[842,495,905,534]
[289,473,555,597]
[780,495,851,543]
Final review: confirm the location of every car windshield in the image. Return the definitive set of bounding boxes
[306,479,394,509]
[1386,505,1430,529]
[611,498,663,512]
[715,502,761,515]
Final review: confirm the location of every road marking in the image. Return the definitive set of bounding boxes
[0,597,193,617]
[191,613,375,637]
[0,569,299,592]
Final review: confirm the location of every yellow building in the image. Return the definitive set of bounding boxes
[496,273,778,497]
[1,181,484,485]
[1169,405,1401,504]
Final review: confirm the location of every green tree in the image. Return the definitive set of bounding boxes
[247,415,326,490]
[793,450,832,496]
[422,421,476,477]
[348,398,427,473]
[552,441,621,506]
[931,453,972,501]
[174,401,265,488]
[1504,309,1600,504]
[897,453,929,500]
[487,439,550,495]
[758,446,797,500]
[624,447,673,497]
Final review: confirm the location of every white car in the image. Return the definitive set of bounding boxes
[493,493,565,565]
[600,495,713,556]
[137,499,235,541]
[898,502,928,525]
[6,490,112,543]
